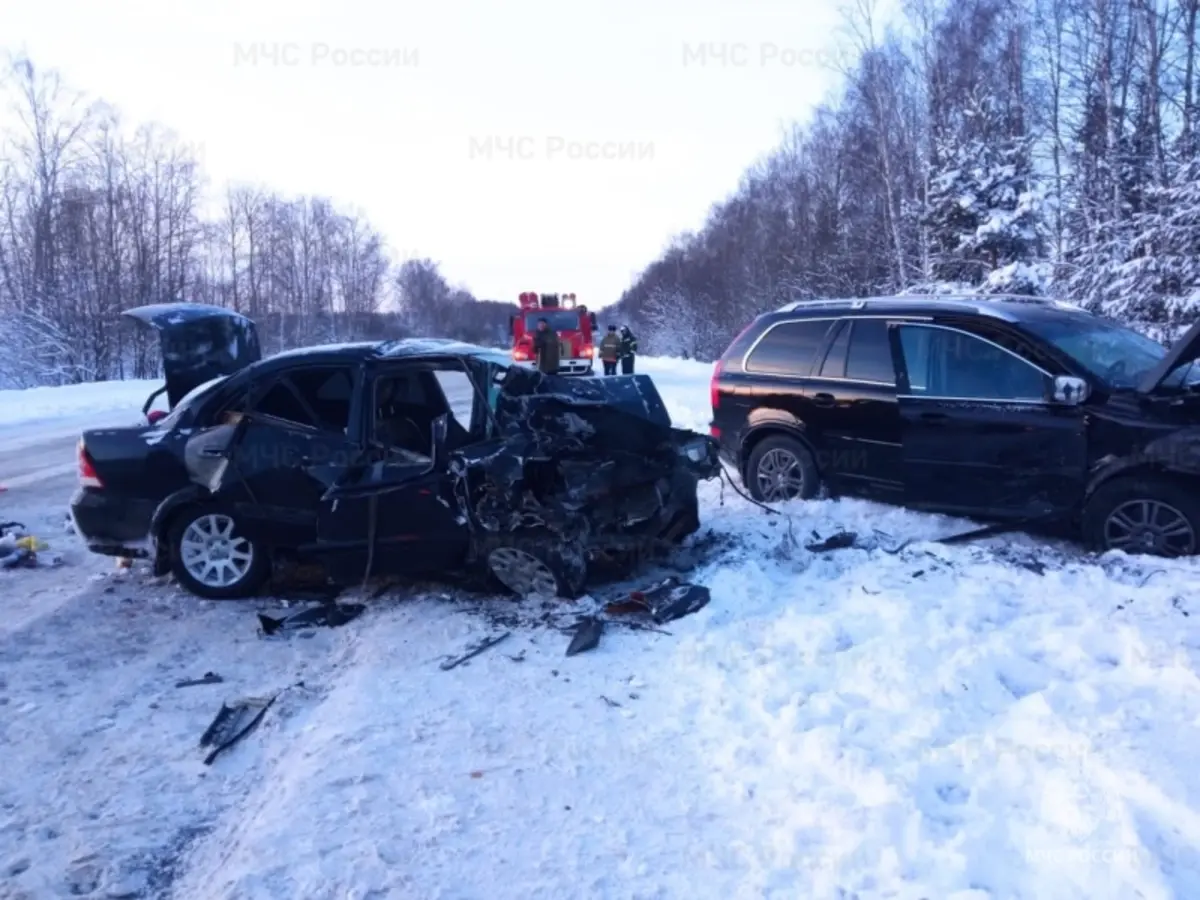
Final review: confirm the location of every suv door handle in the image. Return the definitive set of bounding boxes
[198,447,226,458]
[811,392,835,407]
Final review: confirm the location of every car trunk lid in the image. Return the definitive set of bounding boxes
[122,303,261,409]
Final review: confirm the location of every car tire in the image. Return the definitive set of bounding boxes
[481,530,588,599]
[166,504,270,599]
[1081,474,1200,558]
[745,434,820,503]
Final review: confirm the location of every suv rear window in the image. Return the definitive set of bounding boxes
[744,320,832,376]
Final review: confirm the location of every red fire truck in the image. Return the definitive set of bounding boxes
[509,292,598,375]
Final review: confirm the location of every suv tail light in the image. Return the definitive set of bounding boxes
[78,439,102,488]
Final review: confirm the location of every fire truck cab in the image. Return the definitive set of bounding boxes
[509,292,598,376]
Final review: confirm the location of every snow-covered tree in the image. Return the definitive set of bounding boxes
[1077,155,1200,338]
[921,95,1047,294]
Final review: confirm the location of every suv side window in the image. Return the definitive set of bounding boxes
[897,325,1046,400]
[844,319,896,384]
[744,320,833,376]
[818,321,850,377]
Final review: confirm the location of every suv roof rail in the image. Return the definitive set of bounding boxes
[777,293,1084,315]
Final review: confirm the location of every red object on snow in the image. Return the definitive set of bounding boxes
[147,409,167,424]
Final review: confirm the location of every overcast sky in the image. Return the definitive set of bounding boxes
[3,0,854,310]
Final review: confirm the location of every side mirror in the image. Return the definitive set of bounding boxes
[1051,375,1090,405]
[431,413,449,464]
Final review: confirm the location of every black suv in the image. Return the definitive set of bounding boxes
[710,295,1200,558]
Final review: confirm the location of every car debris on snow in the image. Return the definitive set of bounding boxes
[175,672,224,688]
[257,602,366,636]
[565,616,604,656]
[604,574,711,624]
[439,631,511,670]
[198,694,278,765]
[0,521,59,569]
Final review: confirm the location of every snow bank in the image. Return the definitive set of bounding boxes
[0,378,160,428]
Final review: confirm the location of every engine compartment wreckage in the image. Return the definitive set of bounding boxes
[456,365,718,550]
[71,324,722,600]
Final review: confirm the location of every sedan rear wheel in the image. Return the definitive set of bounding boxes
[168,506,269,599]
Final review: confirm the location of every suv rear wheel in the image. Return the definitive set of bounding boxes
[745,434,820,503]
[1082,475,1200,558]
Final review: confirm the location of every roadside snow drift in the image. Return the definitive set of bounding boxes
[2,355,1199,900]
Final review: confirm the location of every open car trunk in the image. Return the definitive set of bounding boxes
[123,303,261,409]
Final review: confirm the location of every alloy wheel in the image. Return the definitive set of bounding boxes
[755,447,806,502]
[179,513,255,589]
[488,548,560,598]
[1103,499,1196,557]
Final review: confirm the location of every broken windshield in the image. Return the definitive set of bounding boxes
[1021,317,1167,389]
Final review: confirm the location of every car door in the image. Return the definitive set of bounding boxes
[192,364,364,552]
[809,317,904,499]
[888,321,1087,519]
[314,362,480,581]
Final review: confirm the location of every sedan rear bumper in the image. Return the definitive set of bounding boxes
[70,487,155,558]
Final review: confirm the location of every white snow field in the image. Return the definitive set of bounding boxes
[3,356,1200,900]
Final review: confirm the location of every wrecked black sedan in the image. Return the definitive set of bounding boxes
[71,309,720,600]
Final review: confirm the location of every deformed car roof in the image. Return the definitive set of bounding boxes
[234,337,507,379]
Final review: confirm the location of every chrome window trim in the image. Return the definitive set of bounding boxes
[740,314,932,376]
[893,322,1052,401]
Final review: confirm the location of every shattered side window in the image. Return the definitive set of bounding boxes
[434,369,476,432]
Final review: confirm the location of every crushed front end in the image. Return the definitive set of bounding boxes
[451,367,720,563]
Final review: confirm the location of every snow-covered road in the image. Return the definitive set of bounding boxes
[2,360,1200,900]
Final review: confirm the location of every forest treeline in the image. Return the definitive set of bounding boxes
[0,56,512,387]
[8,0,1198,386]
[613,0,1200,360]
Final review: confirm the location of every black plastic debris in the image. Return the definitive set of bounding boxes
[646,582,710,624]
[609,575,711,624]
[806,531,857,552]
[440,632,511,670]
[176,672,224,688]
[566,616,604,656]
[199,695,276,765]
[257,602,366,636]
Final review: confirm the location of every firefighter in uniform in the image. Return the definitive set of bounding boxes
[619,325,638,374]
[533,318,560,374]
[599,325,621,375]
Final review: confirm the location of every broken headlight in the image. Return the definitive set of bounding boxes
[679,438,710,462]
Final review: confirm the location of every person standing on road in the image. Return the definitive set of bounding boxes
[619,325,638,374]
[533,317,560,374]
[599,325,621,375]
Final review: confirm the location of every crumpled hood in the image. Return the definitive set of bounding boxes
[494,366,676,455]
[450,367,719,536]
